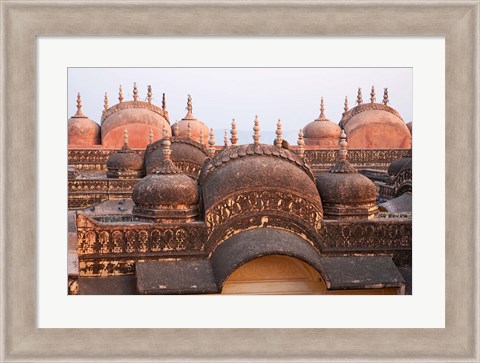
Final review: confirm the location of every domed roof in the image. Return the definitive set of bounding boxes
[101,84,171,149]
[339,87,411,149]
[144,132,208,179]
[171,95,209,146]
[303,98,341,148]
[68,93,101,146]
[406,121,412,134]
[387,149,412,177]
[132,135,199,222]
[106,129,144,179]
[316,131,378,220]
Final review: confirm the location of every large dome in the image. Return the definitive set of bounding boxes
[171,95,209,146]
[68,93,101,146]
[316,131,378,220]
[339,88,411,149]
[200,119,323,243]
[101,84,170,149]
[303,98,341,148]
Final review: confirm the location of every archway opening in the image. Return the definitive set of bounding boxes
[221,255,327,295]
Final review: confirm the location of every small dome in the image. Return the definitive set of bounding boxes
[316,131,378,220]
[101,84,170,149]
[106,130,144,178]
[68,93,101,146]
[339,87,411,149]
[144,136,208,179]
[132,136,199,223]
[303,98,341,148]
[171,95,209,146]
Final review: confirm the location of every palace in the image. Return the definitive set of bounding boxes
[67,84,412,295]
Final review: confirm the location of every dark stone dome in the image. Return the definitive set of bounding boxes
[316,132,378,220]
[106,143,144,179]
[387,150,412,177]
[144,137,208,179]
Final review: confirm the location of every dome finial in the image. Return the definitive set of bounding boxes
[118,85,124,103]
[73,92,86,117]
[356,88,363,105]
[370,86,376,103]
[162,93,167,110]
[230,118,238,146]
[297,129,305,158]
[187,94,193,114]
[199,128,204,144]
[149,128,153,144]
[208,129,216,158]
[133,82,139,101]
[147,85,152,104]
[223,129,229,149]
[319,97,326,119]
[187,122,192,138]
[338,129,348,161]
[173,122,179,137]
[343,96,349,114]
[253,115,260,145]
[383,88,389,105]
[275,119,283,148]
[104,92,109,112]
[152,125,180,175]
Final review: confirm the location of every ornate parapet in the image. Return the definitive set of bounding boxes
[316,217,412,266]
[68,149,145,171]
[76,213,208,276]
[68,178,140,209]
[304,148,409,173]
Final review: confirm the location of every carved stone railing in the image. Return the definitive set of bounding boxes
[68,179,140,209]
[68,148,409,172]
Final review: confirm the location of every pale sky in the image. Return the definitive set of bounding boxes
[68,68,412,144]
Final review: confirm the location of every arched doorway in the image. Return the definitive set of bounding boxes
[221,255,327,294]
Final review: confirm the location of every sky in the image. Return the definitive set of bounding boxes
[68,68,412,144]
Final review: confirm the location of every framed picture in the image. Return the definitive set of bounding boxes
[1,1,478,361]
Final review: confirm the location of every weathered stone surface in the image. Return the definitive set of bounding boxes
[136,259,218,294]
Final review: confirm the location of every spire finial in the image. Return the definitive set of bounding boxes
[370,86,376,103]
[208,129,216,158]
[199,128,204,144]
[253,115,260,145]
[73,92,86,118]
[123,128,128,146]
[275,119,283,148]
[162,125,172,161]
[104,92,109,112]
[223,129,229,149]
[383,88,389,105]
[187,94,193,114]
[230,118,238,146]
[173,123,179,137]
[118,85,124,103]
[147,85,152,104]
[187,122,191,138]
[319,97,325,119]
[356,88,363,105]
[133,82,139,101]
[149,128,153,144]
[343,96,349,114]
[297,129,305,158]
[162,93,167,110]
[339,129,348,161]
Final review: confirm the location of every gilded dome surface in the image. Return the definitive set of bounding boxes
[339,88,411,149]
[68,93,101,146]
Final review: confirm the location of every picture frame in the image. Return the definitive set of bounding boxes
[1,1,478,361]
